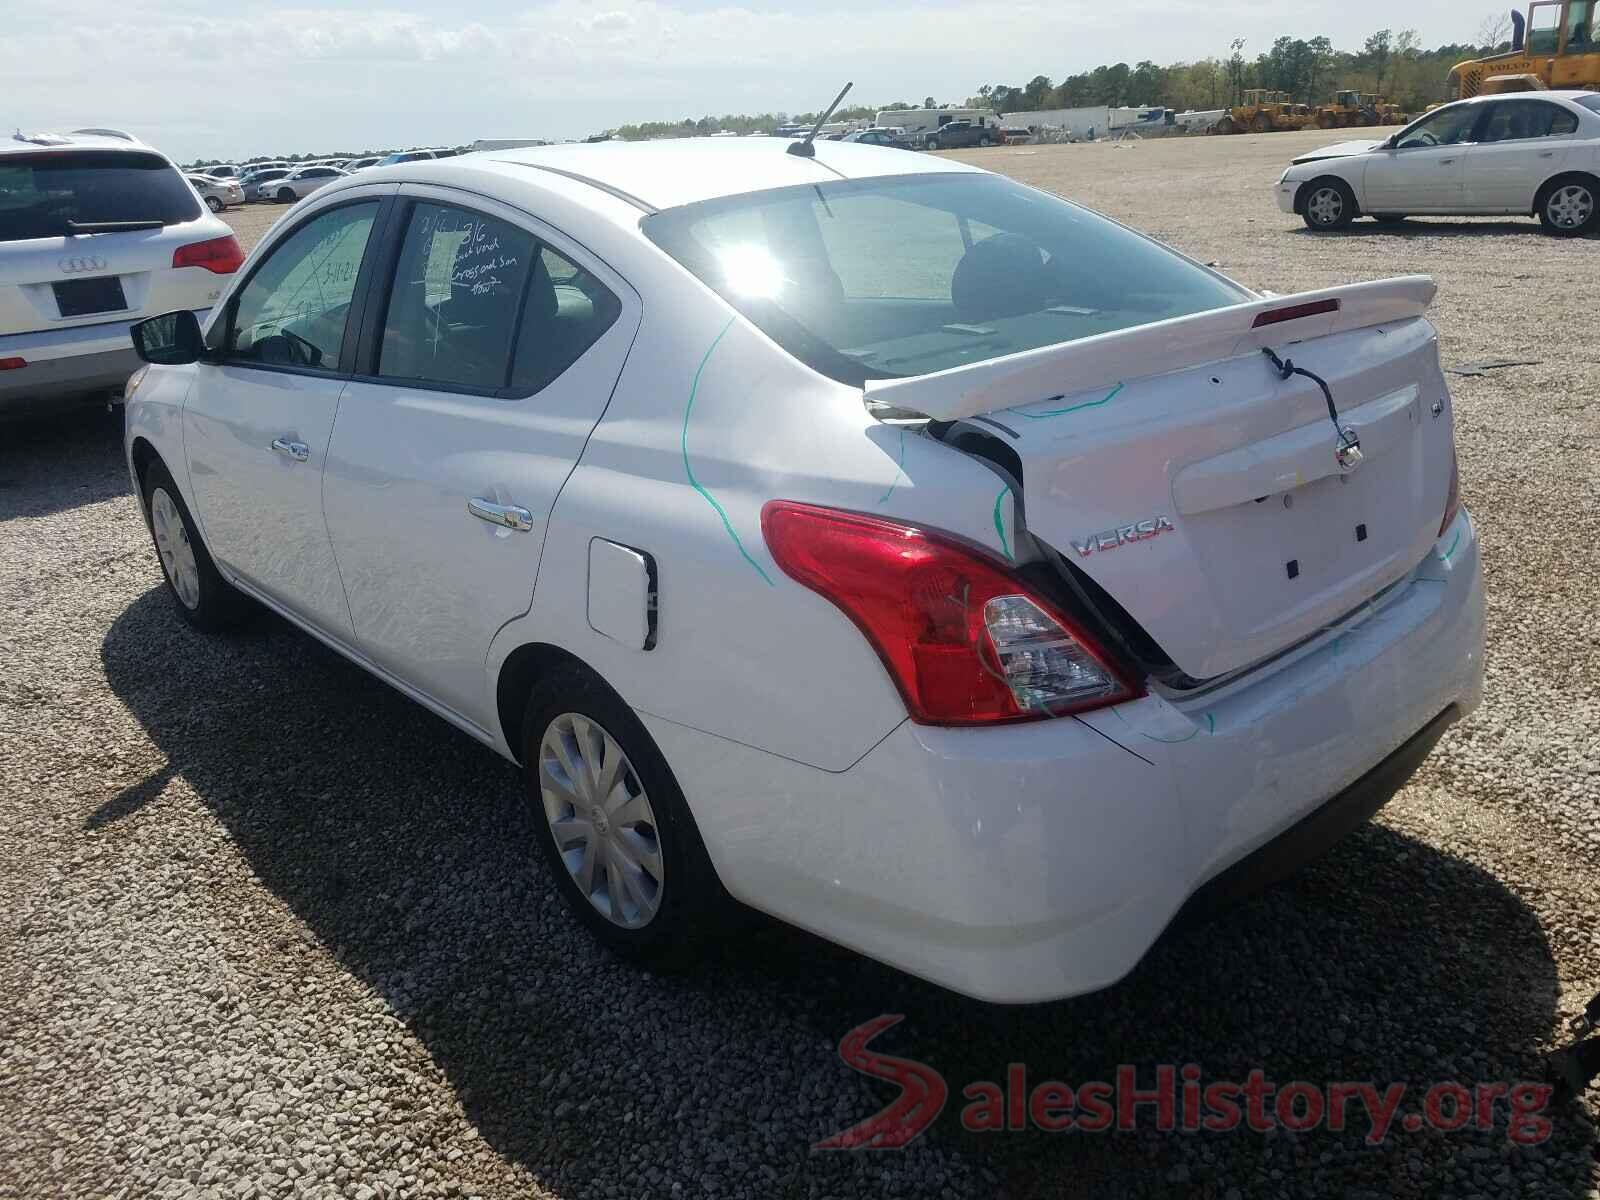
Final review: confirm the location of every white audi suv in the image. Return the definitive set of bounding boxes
[0,130,241,416]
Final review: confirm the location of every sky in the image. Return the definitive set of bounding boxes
[9,0,1500,162]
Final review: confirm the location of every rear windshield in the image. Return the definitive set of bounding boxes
[0,150,202,242]
[643,173,1249,384]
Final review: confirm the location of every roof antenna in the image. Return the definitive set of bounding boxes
[788,82,853,157]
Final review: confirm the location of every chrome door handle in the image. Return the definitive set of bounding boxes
[468,497,534,532]
[270,437,310,462]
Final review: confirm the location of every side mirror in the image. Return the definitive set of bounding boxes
[130,309,205,365]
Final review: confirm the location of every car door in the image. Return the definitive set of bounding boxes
[322,186,641,730]
[1461,100,1579,211]
[1363,104,1484,212]
[183,193,389,640]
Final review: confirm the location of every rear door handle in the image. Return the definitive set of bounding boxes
[1439,158,1455,165]
[1539,151,1556,158]
[270,437,310,462]
[468,497,534,532]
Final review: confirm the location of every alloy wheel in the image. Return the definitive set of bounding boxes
[150,488,200,610]
[1307,187,1344,226]
[1547,184,1595,230]
[538,713,663,928]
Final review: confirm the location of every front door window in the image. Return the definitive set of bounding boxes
[224,201,379,371]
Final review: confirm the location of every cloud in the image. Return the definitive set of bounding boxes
[5,0,1479,160]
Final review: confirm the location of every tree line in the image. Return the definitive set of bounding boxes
[609,16,1513,140]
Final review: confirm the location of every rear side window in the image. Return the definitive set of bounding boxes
[0,151,202,242]
[376,201,620,395]
[1482,101,1580,140]
[1578,96,1600,115]
[226,201,379,370]
[643,173,1247,385]
[378,203,537,390]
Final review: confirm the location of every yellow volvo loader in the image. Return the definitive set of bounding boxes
[1450,1,1600,97]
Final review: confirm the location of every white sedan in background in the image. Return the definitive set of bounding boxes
[122,138,1482,1002]
[185,173,243,212]
[264,165,349,203]
[1279,91,1600,234]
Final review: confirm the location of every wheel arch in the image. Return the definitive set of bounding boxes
[496,641,609,765]
[130,435,161,489]
[1295,174,1361,218]
[1532,169,1599,217]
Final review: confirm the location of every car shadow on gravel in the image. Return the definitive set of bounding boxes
[0,403,130,521]
[101,588,1597,1198]
[1293,218,1600,241]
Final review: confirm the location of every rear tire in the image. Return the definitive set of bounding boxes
[979,135,993,147]
[139,459,251,632]
[204,196,223,212]
[1301,178,1358,230]
[1537,174,1599,236]
[522,666,729,970]
[1251,112,1273,133]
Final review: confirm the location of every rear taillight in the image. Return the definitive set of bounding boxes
[761,501,1141,726]
[1439,443,1461,537]
[172,234,243,275]
[0,357,25,371]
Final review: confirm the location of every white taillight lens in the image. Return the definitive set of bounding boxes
[982,595,1125,713]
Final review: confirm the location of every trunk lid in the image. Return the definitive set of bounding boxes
[868,277,1456,680]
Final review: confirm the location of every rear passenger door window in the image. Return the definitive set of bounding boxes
[378,202,535,390]
[374,200,621,396]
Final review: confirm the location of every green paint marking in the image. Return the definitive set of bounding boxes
[877,428,908,504]
[1011,381,1125,420]
[992,484,1014,562]
[1439,529,1462,565]
[681,317,774,587]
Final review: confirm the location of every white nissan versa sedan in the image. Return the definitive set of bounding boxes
[1279,91,1600,234]
[123,138,1484,1003]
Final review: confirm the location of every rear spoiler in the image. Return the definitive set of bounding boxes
[862,275,1437,423]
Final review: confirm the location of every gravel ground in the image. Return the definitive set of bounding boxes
[2,133,1598,1199]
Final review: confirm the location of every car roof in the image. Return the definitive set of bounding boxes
[1452,89,1597,106]
[1,129,154,158]
[435,137,982,212]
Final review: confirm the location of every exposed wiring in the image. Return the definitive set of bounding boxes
[1261,346,1358,458]
[1011,381,1124,420]
[877,428,907,504]
[681,316,775,587]
[991,484,1014,562]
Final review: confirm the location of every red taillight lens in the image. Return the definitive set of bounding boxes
[761,501,1141,726]
[172,234,243,275]
[1439,443,1461,537]
[0,356,26,371]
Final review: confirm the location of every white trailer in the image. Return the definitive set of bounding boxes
[875,107,1001,136]
[1000,105,1171,140]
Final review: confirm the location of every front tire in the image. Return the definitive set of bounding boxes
[1301,178,1358,230]
[1251,112,1273,133]
[1537,175,1598,236]
[276,187,295,204]
[140,459,250,631]
[522,666,727,969]
[979,135,993,147]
